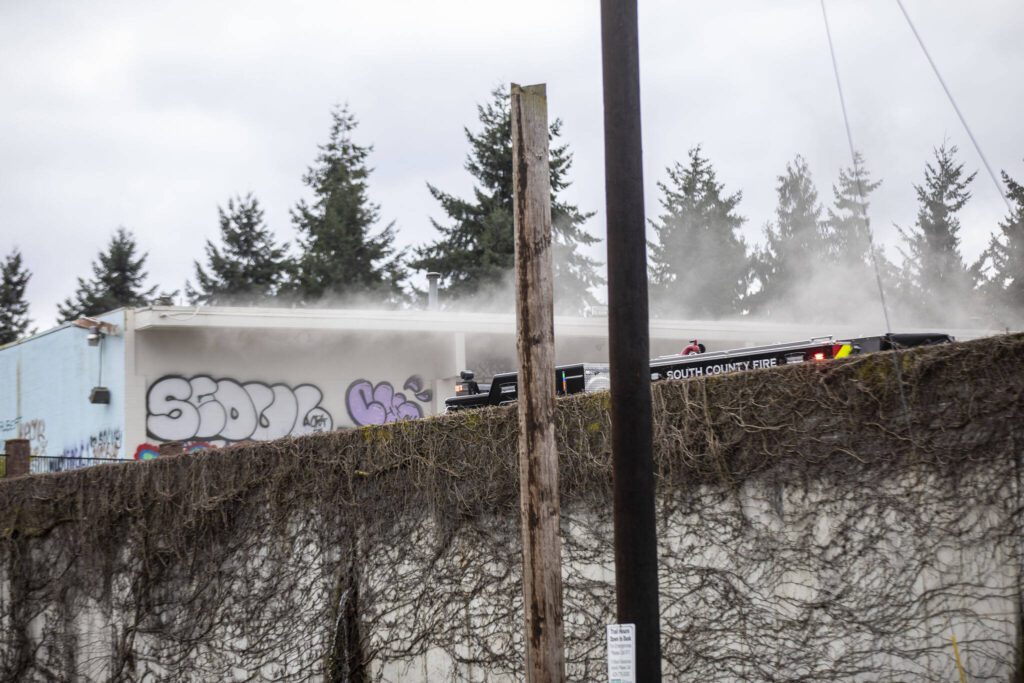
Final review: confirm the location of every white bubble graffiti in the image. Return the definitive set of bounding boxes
[146,375,334,443]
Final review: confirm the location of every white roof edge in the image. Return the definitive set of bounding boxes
[129,305,1005,341]
[133,305,526,334]
[0,309,127,351]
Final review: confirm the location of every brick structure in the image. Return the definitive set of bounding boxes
[4,438,30,478]
[158,441,184,457]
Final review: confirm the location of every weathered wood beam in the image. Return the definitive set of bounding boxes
[511,82,566,683]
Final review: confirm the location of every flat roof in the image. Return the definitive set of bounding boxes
[130,306,1003,344]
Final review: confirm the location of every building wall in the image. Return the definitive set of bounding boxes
[8,305,1003,464]
[0,310,126,461]
[1,306,621,463]
[124,316,629,459]
[126,324,458,458]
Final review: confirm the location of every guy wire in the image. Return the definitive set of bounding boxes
[820,0,915,447]
[894,0,1013,214]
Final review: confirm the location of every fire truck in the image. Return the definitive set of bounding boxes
[443,332,953,412]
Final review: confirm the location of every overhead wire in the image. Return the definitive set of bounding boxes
[891,0,1024,638]
[818,0,894,336]
[819,0,915,444]
[894,0,1013,215]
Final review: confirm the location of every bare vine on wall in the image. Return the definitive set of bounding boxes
[0,334,1022,681]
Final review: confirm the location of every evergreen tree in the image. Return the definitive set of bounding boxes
[187,194,291,305]
[57,228,161,321]
[0,248,32,345]
[896,143,977,322]
[823,154,903,320]
[411,87,602,314]
[550,122,604,315]
[827,152,882,270]
[749,156,828,316]
[974,167,1024,323]
[289,105,406,305]
[648,146,748,318]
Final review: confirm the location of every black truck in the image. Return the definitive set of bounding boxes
[443,332,953,412]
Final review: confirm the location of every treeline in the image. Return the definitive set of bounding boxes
[650,144,1023,328]
[1,86,601,346]
[1,87,1023,345]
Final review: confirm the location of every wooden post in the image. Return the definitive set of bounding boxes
[4,438,31,478]
[511,82,566,683]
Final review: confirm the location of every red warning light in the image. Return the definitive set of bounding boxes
[812,352,826,361]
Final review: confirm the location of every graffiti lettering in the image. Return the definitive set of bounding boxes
[0,417,21,434]
[18,418,47,456]
[403,375,434,404]
[62,428,123,460]
[134,440,215,460]
[32,457,91,475]
[146,376,334,443]
[345,375,430,426]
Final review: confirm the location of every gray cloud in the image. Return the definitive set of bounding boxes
[2,0,1021,327]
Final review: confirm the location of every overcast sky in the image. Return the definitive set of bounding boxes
[2,0,1021,328]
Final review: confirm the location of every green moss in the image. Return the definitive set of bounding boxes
[854,356,895,390]
[360,426,392,444]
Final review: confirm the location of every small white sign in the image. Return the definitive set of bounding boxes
[606,623,636,683]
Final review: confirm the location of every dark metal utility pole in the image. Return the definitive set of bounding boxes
[599,1,662,681]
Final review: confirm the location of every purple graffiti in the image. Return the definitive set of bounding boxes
[346,378,426,426]
[403,375,434,403]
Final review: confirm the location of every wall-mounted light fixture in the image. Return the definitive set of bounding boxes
[89,386,111,404]
[74,317,118,405]
[72,317,119,337]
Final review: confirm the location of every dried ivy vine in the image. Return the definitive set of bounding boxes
[1,334,1022,681]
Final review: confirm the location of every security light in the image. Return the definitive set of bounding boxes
[89,386,111,404]
[86,323,108,403]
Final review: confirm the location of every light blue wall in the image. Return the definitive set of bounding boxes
[0,310,126,460]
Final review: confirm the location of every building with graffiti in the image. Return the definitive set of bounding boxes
[0,304,997,467]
